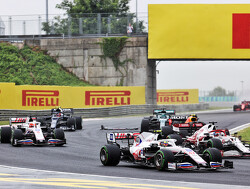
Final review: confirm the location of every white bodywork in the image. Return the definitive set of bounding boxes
[10,117,45,142]
[187,124,250,156]
[129,132,207,165]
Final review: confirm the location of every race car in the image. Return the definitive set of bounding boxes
[141,112,205,139]
[0,117,66,146]
[233,101,250,111]
[100,131,233,171]
[170,114,205,137]
[141,109,175,130]
[37,108,82,131]
[183,122,250,157]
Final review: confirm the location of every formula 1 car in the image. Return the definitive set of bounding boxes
[0,117,66,146]
[100,131,233,171]
[233,101,250,111]
[37,108,82,131]
[141,112,205,139]
[183,122,250,157]
[141,109,175,132]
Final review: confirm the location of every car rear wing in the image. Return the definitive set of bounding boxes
[106,132,140,143]
[173,122,204,128]
[51,108,73,114]
[168,115,189,122]
[153,109,175,115]
[9,117,36,125]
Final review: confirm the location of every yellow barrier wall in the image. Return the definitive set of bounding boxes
[148,4,250,59]
[157,89,199,105]
[0,83,145,110]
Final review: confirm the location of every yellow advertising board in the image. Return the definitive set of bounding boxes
[148,4,250,59]
[0,83,145,110]
[157,89,199,105]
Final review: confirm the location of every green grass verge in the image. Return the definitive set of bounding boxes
[0,42,92,86]
[0,121,9,125]
[237,126,250,141]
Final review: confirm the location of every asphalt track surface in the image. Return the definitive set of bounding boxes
[0,109,250,188]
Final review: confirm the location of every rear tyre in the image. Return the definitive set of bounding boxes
[155,149,175,171]
[1,127,11,143]
[75,117,82,130]
[203,148,222,163]
[11,129,23,147]
[141,119,150,132]
[67,118,76,131]
[207,138,223,150]
[100,144,120,166]
[167,134,183,145]
[161,126,174,138]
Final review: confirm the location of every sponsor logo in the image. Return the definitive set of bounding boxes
[85,91,131,106]
[22,90,59,107]
[232,13,250,49]
[157,92,189,103]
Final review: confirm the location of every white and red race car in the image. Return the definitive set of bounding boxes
[0,117,66,146]
[184,122,250,157]
[100,131,233,170]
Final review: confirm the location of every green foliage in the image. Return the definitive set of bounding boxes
[237,127,250,141]
[0,43,91,86]
[42,0,145,34]
[100,37,133,86]
[208,86,236,96]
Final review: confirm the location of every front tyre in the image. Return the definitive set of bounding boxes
[207,138,223,150]
[100,144,120,166]
[154,149,175,171]
[53,128,65,146]
[167,134,183,145]
[203,148,222,164]
[11,129,23,147]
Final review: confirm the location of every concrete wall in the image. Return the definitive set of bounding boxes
[25,37,156,104]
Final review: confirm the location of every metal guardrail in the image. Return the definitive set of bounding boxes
[0,103,209,121]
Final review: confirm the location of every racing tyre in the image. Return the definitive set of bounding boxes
[167,134,183,145]
[233,105,239,112]
[54,128,65,146]
[36,117,45,126]
[179,130,189,138]
[155,149,175,171]
[100,144,120,166]
[11,129,23,147]
[141,118,150,132]
[203,148,222,163]
[67,118,76,131]
[54,128,65,140]
[161,126,174,138]
[75,117,82,130]
[207,138,223,150]
[0,127,11,143]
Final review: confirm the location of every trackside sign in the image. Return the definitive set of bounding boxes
[85,91,131,106]
[148,4,250,59]
[22,90,59,107]
[0,83,145,110]
[157,89,199,105]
